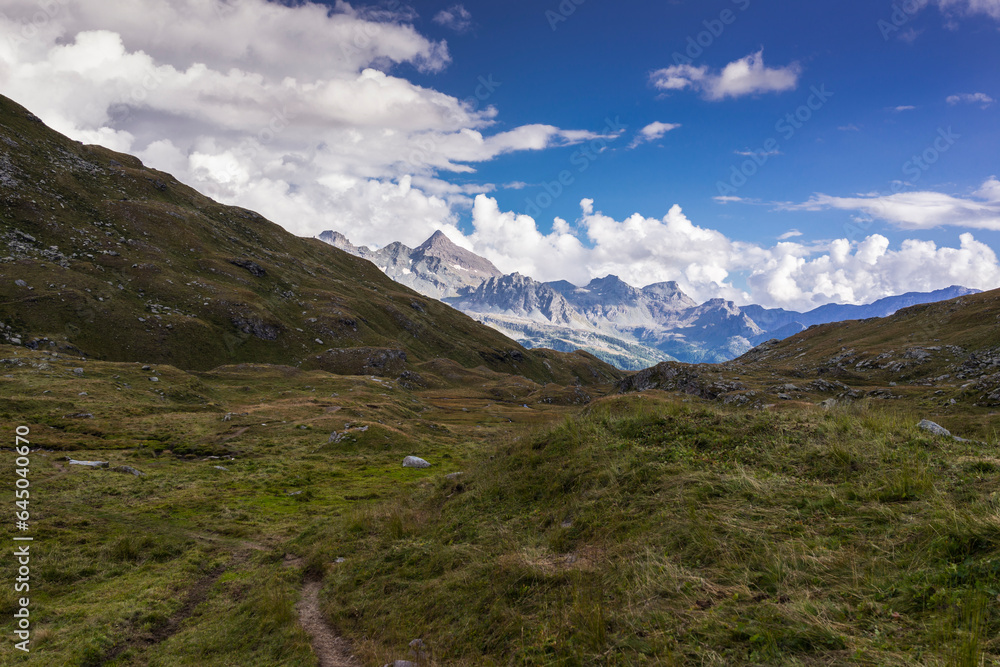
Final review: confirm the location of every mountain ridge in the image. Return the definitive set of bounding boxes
[321,229,981,369]
[0,93,619,386]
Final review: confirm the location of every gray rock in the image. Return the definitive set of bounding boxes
[819,399,837,410]
[112,465,144,476]
[382,662,417,667]
[68,459,108,468]
[149,376,159,382]
[73,367,84,374]
[213,466,228,471]
[402,456,431,468]
[445,472,464,479]
[14,279,27,287]
[918,419,952,437]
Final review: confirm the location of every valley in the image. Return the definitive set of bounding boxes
[2,93,1000,666]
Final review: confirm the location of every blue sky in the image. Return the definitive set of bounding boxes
[1,0,998,308]
[410,0,999,247]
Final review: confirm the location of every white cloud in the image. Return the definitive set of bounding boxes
[936,0,1000,19]
[786,178,1000,231]
[455,196,1000,310]
[734,148,782,157]
[838,124,860,131]
[651,50,801,101]
[629,121,681,148]
[0,0,601,247]
[433,5,473,32]
[892,105,917,112]
[946,92,995,107]
[778,230,803,240]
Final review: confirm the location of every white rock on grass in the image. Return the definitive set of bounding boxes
[918,419,952,437]
[402,456,430,469]
[68,459,108,468]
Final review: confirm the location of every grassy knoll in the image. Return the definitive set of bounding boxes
[311,393,1000,665]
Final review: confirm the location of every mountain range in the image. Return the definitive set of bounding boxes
[320,229,980,370]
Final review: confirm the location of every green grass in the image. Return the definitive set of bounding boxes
[310,394,1000,665]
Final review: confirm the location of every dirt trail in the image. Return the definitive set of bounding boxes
[297,580,361,667]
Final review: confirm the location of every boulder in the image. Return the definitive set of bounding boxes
[111,465,144,476]
[68,459,108,468]
[918,419,951,437]
[402,456,430,469]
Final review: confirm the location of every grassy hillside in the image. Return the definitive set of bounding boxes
[0,94,619,387]
[327,395,1000,665]
[618,288,1000,442]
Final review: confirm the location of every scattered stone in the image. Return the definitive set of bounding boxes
[445,472,464,480]
[73,367,84,375]
[14,279,27,287]
[65,412,94,419]
[408,638,428,661]
[819,399,837,410]
[111,465,144,477]
[78,392,88,396]
[918,419,951,437]
[334,557,346,563]
[287,490,303,496]
[68,459,108,468]
[229,258,267,277]
[382,662,417,667]
[213,466,228,471]
[402,456,430,469]
[149,376,159,382]
[141,365,151,370]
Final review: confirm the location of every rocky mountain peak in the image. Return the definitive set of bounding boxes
[412,230,503,278]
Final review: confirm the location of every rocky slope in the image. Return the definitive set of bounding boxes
[0,94,620,386]
[619,287,1000,424]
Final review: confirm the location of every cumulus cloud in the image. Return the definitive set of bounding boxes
[651,50,801,100]
[786,178,1000,231]
[0,0,600,247]
[455,196,1000,310]
[892,105,917,112]
[629,121,681,148]
[946,92,995,107]
[433,5,473,32]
